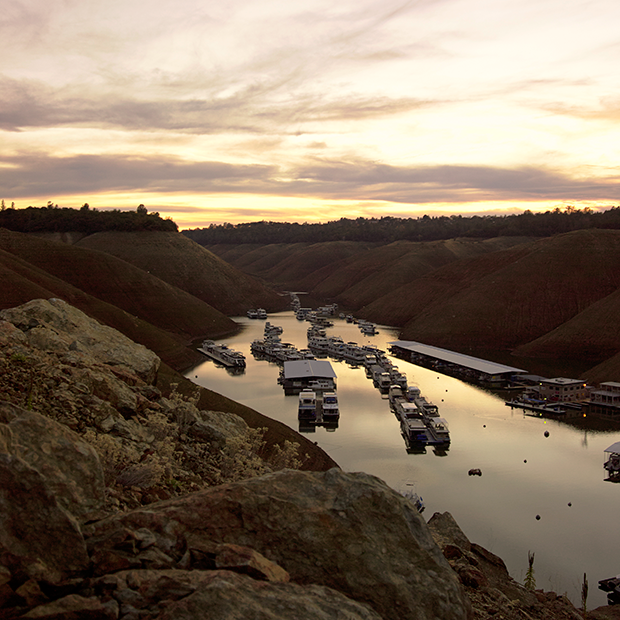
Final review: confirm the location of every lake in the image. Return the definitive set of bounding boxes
[186,310,620,608]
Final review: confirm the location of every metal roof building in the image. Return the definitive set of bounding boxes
[283,359,337,380]
[388,340,526,383]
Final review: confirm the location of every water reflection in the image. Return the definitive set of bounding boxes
[186,310,620,608]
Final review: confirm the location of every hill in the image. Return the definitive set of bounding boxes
[0,229,284,369]
[75,231,287,316]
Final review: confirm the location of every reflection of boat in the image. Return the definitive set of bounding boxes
[604,442,620,482]
[198,340,246,368]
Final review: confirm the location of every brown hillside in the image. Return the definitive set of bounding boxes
[76,232,287,316]
[394,229,620,353]
[361,243,534,327]
[314,237,533,309]
[512,286,620,362]
[206,241,374,291]
[0,245,204,369]
[204,238,533,308]
[582,351,620,385]
[0,229,236,344]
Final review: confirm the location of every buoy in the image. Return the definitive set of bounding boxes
[483,424,486,428]
[535,515,541,520]
[568,502,572,507]
[524,459,527,463]
[544,430,550,437]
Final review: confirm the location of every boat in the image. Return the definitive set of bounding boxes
[396,402,429,447]
[424,416,451,445]
[298,389,317,420]
[388,385,405,410]
[198,340,246,368]
[256,308,267,319]
[246,309,258,319]
[599,575,620,605]
[264,322,283,336]
[370,365,391,391]
[321,391,339,419]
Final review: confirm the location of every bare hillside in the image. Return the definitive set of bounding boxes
[0,229,238,368]
[512,286,620,362]
[393,230,620,354]
[77,232,287,316]
[0,243,207,369]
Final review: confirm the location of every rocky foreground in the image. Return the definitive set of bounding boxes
[0,299,613,619]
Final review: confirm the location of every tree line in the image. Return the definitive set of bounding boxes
[183,207,620,245]
[0,203,178,233]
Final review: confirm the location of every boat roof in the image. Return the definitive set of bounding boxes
[389,340,527,375]
[283,359,337,380]
[605,442,620,454]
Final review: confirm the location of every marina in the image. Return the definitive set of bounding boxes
[187,310,620,608]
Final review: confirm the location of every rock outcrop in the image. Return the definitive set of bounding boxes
[83,468,470,620]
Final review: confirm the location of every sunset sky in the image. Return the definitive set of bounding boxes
[2,0,619,229]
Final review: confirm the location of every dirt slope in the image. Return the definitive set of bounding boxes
[392,230,620,353]
[0,229,241,368]
[0,245,205,369]
[77,232,288,316]
[512,286,620,362]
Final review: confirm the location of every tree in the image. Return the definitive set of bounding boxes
[137,204,148,215]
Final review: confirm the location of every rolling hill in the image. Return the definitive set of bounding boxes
[0,228,284,369]
[75,231,287,316]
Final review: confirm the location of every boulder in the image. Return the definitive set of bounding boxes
[0,298,160,382]
[85,468,470,620]
[0,401,105,518]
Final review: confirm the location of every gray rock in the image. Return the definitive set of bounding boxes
[0,401,105,518]
[0,445,89,584]
[86,468,469,620]
[96,569,382,620]
[0,299,160,382]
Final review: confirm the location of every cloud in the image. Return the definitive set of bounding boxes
[1,151,618,205]
[0,74,434,133]
[0,153,277,197]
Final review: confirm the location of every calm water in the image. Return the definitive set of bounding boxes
[186,311,620,608]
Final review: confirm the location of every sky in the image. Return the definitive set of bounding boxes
[1,0,620,229]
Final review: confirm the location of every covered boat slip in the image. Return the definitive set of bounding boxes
[389,340,526,386]
[280,359,337,395]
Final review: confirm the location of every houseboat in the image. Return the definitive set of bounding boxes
[321,392,339,419]
[298,389,317,420]
[198,340,246,368]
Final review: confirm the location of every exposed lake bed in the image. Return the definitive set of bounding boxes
[187,310,620,608]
